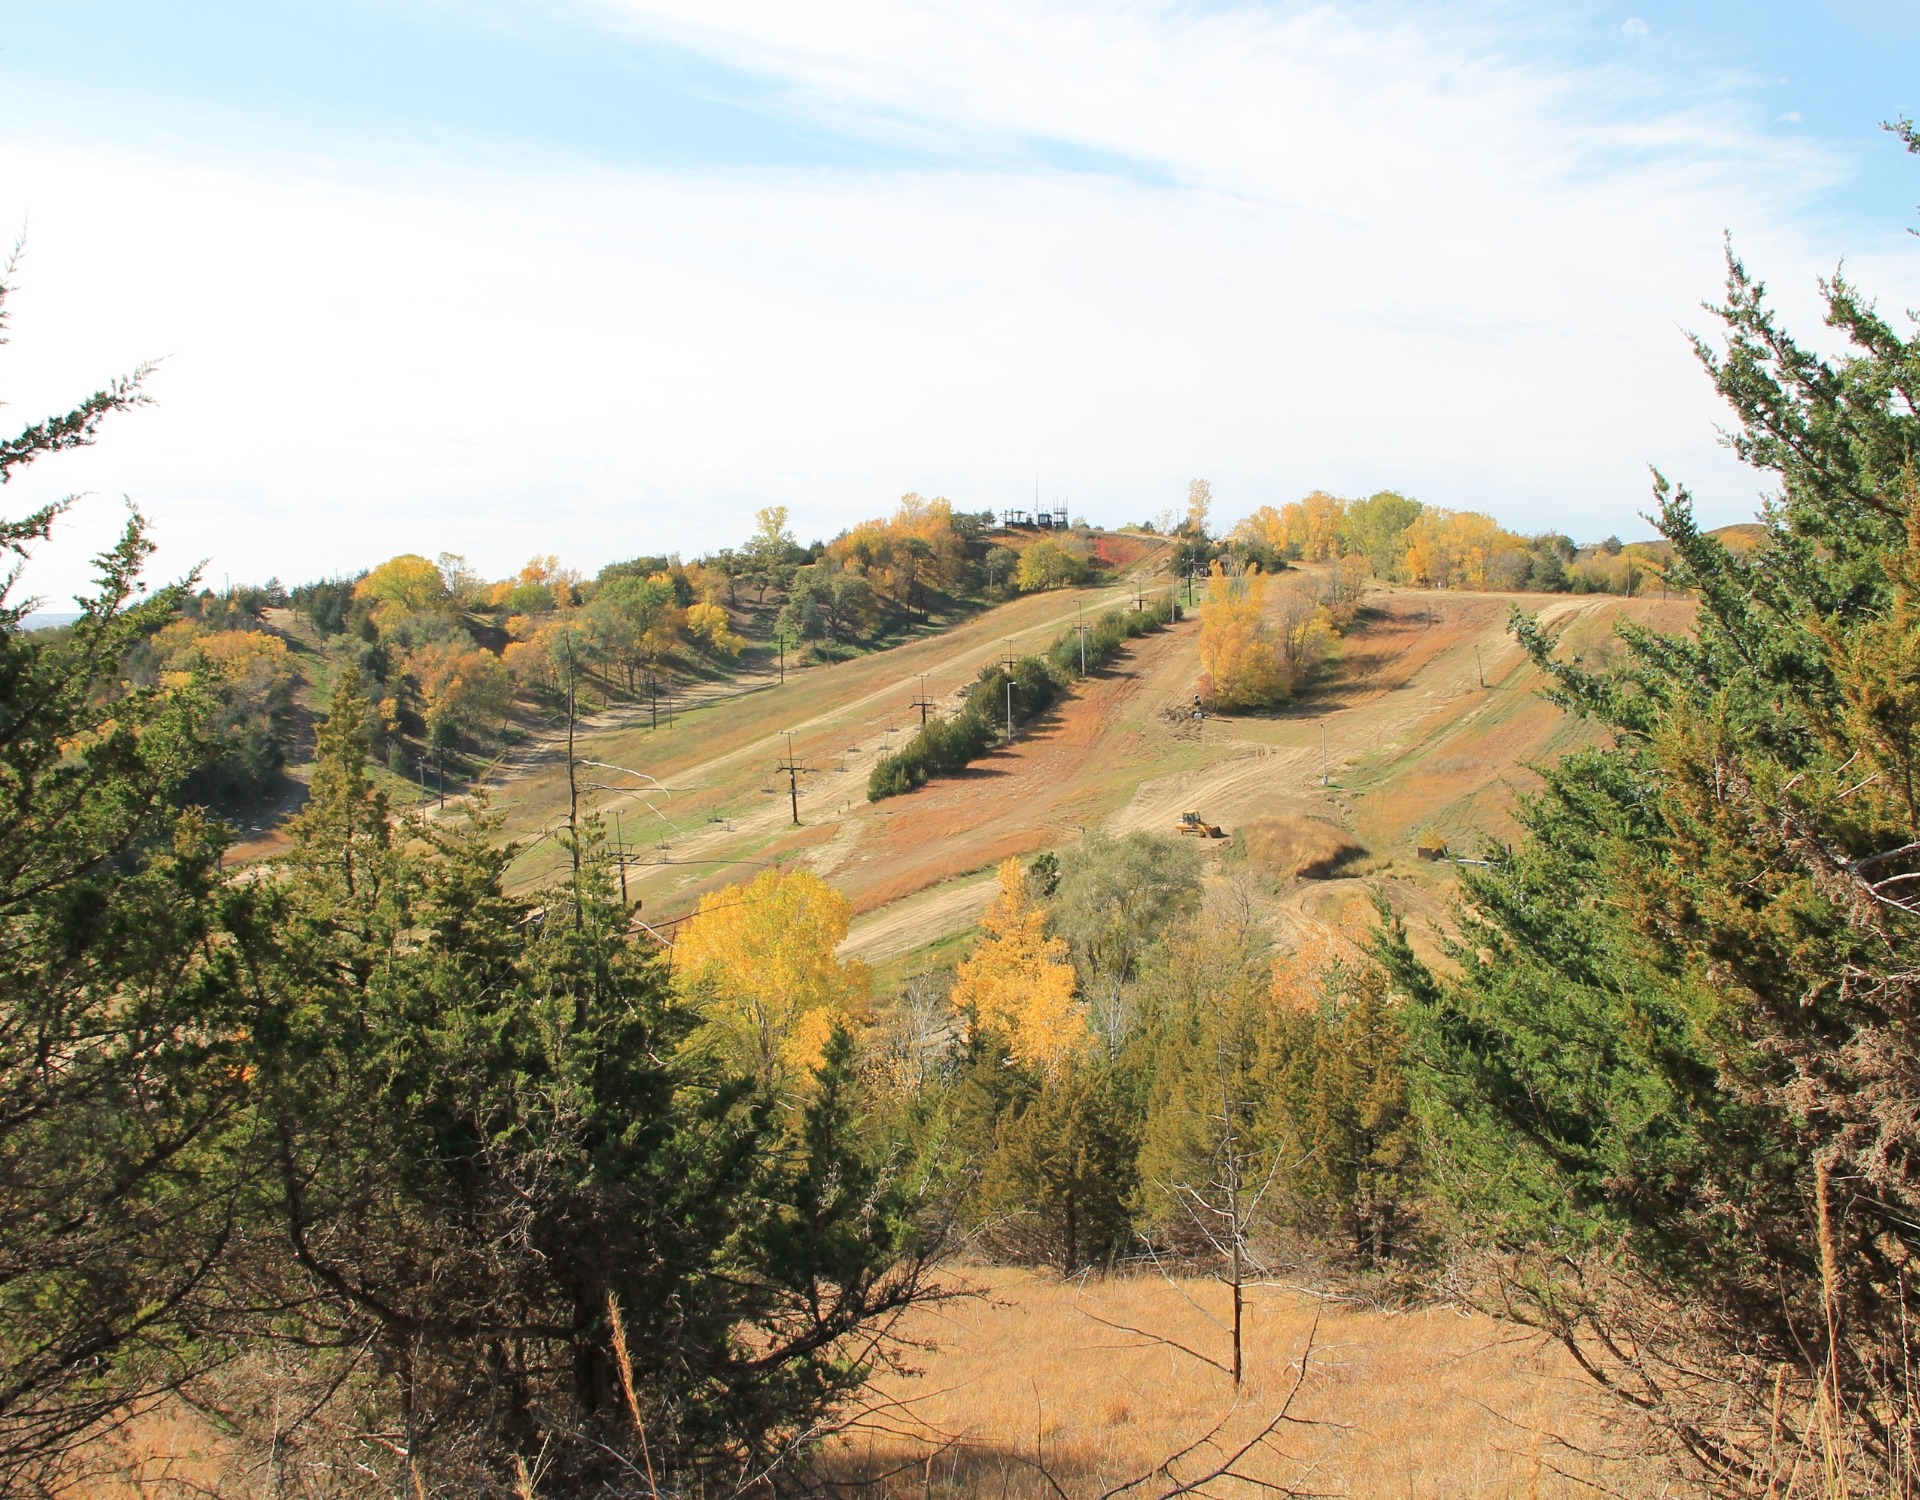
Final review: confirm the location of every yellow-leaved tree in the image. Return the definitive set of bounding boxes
[1398,507,1529,589]
[950,858,1085,1074]
[672,867,869,1084]
[355,553,449,623]
[685,600,745,658]
[1199,563,1284,706]
[1200,563,1333,707]
[1279,489,1347,561]
[1228,504,1287,555]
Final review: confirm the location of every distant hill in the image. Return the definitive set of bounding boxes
[422,568,1695,977]
[1709,522,1768,553]
[1625,522,1767,566]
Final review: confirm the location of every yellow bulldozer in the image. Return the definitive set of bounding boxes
[1175,811,1226,839]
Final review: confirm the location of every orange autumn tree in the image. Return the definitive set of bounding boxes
[672,867,870,1085]
[407,639,512,747]
[951,858,1085,1073]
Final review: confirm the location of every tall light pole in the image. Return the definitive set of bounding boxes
[1006,680,1014,745]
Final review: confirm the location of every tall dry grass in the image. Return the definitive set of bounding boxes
[83,1268,1674,1498]
[816,1266,1672,1499]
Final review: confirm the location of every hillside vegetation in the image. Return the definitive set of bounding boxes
[11,151,1920,1498]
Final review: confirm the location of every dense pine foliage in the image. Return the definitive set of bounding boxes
[1386,230,1920,1490]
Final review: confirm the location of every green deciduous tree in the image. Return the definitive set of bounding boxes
[1014,538,1089,592]
[1052,830,1202,1049]
[1339,489,1423,578]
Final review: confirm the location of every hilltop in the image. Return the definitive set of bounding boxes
[178,497,1737,989]
[427,554,1696,977]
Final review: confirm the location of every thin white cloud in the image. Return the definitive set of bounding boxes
[1622,17,1651,37]
[2,2,1908,599]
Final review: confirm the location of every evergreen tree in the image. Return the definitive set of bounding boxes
[218,676,947,1493]
[1266,962,1421,1264]
[0,274,259,1485]
[973,1056,1139,1272]
[1385,197,1920,1490]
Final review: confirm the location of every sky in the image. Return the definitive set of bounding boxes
[0,1,1917,602]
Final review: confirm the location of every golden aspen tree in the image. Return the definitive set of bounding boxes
[685,600,745,657]
[1396,507,1530,590]
[1279,490,1347,561]
[1228,504,1287,555]
[950,857,1085,1073]
[355,553,448,621]
[672,867,870,1084]
[1198,563,1286,707]
[1435,509,1507,589]
[1399,511,1448,587]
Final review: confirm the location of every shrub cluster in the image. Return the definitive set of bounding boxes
[1043,596,1173,678]
[869,600,1171,800]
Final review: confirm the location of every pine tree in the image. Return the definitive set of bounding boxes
[214,689,950,1493]
[0,271,256,1484]
[1384,206,1920,1489]
[974,1058,1139,1272]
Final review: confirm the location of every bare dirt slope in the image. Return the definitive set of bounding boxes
[457,571,1688,965]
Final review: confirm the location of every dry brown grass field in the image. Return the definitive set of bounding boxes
[90,1268,1673,1499]
[818,1267,1672,1499]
